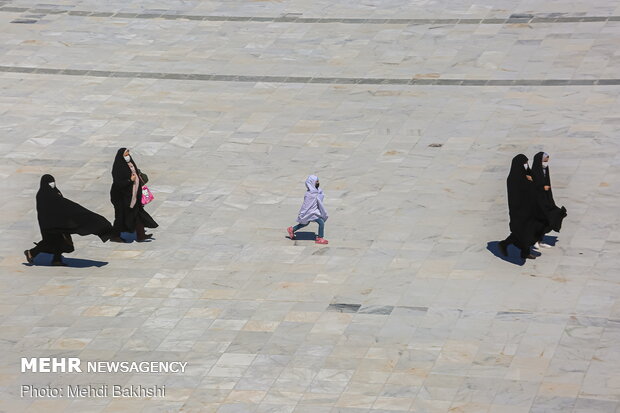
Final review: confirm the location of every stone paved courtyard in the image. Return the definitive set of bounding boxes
[1,0,620,412]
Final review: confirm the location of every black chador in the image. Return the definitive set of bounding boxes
[499,154,545,260]
[531,152,567,234]
[24,175,113,266]
[110,148,157,242]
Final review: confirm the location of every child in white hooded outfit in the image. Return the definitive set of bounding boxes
[287,175,329,244]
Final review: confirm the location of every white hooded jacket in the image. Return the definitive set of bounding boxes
[296,175,329,224]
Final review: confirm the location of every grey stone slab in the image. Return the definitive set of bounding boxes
[557,17,584,22]
[28,8,57,14]
[541,79,571,85]
[108,70,137,77]
[506,18,532,23]
[461,79,488,85]
[89,12,114,17]
[486,80,515,85]
[326,304,361,313]
[411,79,437,85]
[530,396,576,412]
[201,16,228,21]
[227,16,253,22]
[574,398,619,412]
[436,79,463,85]
[356,78,382,84]
[0,66,35,73]
[113,12,139,18]
[59,69,88,76]
[0,6,618,27]
[580,16,608,22]
[67,10,92,16]
[307,77,340,84]
[1,7,29,12]
[84,69,112,77]
[513,79,543,86]
[283,76,311,83]
[567,79,597,85]
[135,13,161,19]
[210,75,241,81]
[531,17,557,22]
[313,18,342,23]
[10,18,37,23]
[32,67,61,74]
[380,79,410,85]
[250,17,275,22]
[457,18,482,24]
[358,305,394,315]
[273,17,299,22]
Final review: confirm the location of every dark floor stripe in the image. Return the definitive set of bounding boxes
[0,65,617,86]
[0,6,617,25]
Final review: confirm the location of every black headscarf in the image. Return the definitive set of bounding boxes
[36,174,64,230]
[506,154,542,248]
[35,174,113,241]
[507,155,533,220]
[112,147,137,185]
[531,152,553,200]
[531,151,567,232]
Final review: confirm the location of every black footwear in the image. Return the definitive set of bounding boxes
[24,250,34,264]
[110,236,125,243]
[498,242,508,257]
[137,234,153,242]
[524,254,536,260]
[52,260,68,266]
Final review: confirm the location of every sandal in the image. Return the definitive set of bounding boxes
[24,250,34,264]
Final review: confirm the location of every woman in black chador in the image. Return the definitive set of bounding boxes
[24,174,114,266]
[110,148,157,242]
[531,152,567,248]
[499,154,544,261]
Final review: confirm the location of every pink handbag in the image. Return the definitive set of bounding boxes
[141,185,154,205]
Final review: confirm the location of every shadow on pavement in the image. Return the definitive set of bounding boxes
[487,241,525,266]
[23,253,108,268]
[542,235,558,246]
[289,231,316,241]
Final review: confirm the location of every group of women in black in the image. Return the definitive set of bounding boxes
[500,151,568,261]
[24,148,158,266]
[23,147,565,266]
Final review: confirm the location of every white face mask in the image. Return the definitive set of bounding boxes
[49,182,55,188]
[523,163,529,170]
[124,155,131,163]
[542,161,548,168]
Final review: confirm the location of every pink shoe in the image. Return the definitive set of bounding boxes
[315,237,329,245]
[287,226,295,240]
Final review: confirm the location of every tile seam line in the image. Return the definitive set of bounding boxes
[0,66,615,86]
[0,7,616,25]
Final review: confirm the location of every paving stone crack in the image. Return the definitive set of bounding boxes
[0,5,618,25]
[0,65,618,86]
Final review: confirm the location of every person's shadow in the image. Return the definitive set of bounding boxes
[487,241,541,266]
[287,231,316,241]
[120,232,154,243]
[541,235,558,246]
[23,253,108,268]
